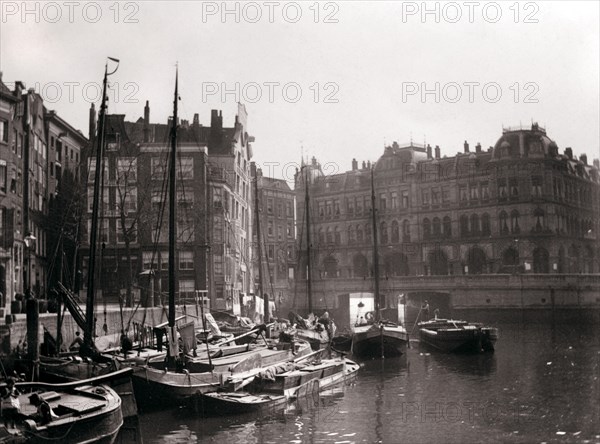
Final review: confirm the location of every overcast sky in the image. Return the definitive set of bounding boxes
[2,1,598,181]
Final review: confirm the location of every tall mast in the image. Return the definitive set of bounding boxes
[167,67,178,366]
[85,58,118,349]
[254,173,268,322]
[304,167,313,313]
[370,166,381,322]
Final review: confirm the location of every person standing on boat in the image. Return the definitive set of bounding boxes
[422,301,430,321]
[434,308,440,319]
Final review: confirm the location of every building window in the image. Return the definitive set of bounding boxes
[0,161,6,193]
[0,119,8,142]
[380,222,388,244]
[509,178,519,198]
[179,280,195,300]
[531,177,543,197]
[287,222,293,238]
[356,198,363,214]
[534,208,545,232]
[179,251,194,270]
[151,157,166,179]
[402,191,409,208]
[347,199,354,215]
[334,226,341,245]
[277,225,283,241]
[481,182,490,200]
[142,251,156,270]
[268,220,273,236]
[356,226,363,243]
[499,211,509,234]
[286,202,293,217]
[160,251,169,270]
[442,188,450,204]
[470,214,480,235]
[380,194,387,210]
[179,157,194,179]
[326,227,333,243]
[432,217,441,237]
[334,200,340,216]
[470,185,479,200]
[423,218,431,239]
[497,179,508,200]
[460,214,469,237]
[431,188,440,205]
[116,219,136,244]
[266,198,273,214]
[459,185,468,203]
[348,226,355,243]
[391,220,400,243]
[443,216,452,237]
[268,245,275,260]
[481,213,491,236]
[422,190,430,206]
[117,157,137,183]
[510,210,520,233]
[391,192,398,209]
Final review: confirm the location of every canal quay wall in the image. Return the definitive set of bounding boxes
[0,304,203,354]
[289,274,600,328]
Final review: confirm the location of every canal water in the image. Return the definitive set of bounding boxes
[138,319,600,444]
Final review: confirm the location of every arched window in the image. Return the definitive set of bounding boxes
[502,247,519,268]
[467,246,487,274]
[533,247,549,273]
[470,214,480,235]
[557,246,565,273]
[380,222,388,244]
[403,219,410,241]
[356,225,363,243]
[499,211,509,234]
[533,208,545,232]
[510,210,520,233]
[477,214,488,237]
[432,217,441,237]
[460,215,469,237]
[347,226,355,243]
[334,226,341,245]
[353,254,368,278]
[568,244,580,273]
[326,227,333,244]
[391,220,400,243]
[323,255,339,278]
[443,216,452,237]
[423,218,431,239]
[429,249,449,275]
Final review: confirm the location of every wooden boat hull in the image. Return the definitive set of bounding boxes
[9,378,124,444]
[130,340,313,407]
[352,323,409,358]
[418,321,499,353]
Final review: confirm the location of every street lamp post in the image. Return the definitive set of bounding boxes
[23,232,38,380]
[24,233,37,298]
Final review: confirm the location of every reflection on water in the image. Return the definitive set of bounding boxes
[140,321,600,444]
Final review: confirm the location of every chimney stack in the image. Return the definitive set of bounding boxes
[464,140,469,153]
[211,109,223,129]
[435,145,440,159]
[88,103,96,140]
[565,147,573,160]
[580,153,588,165]
[193,113,199,126]
[367,160,371,169]
[362,161,366,169]
[476,142,482,153]
[352,158,358,170]
[143,100,150,142]
[593,159,599,169]
[426,144,432,159]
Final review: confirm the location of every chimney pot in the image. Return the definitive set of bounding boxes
[464,140,469,153]
[434,145,440,159]
[593,158,599,169]
[476,142,482,153]
[580,153,588,165]
[427,144,432,159]
[565,147,573,160]
[352,158,358,171]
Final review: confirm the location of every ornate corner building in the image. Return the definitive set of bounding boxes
[293,124,600,315]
